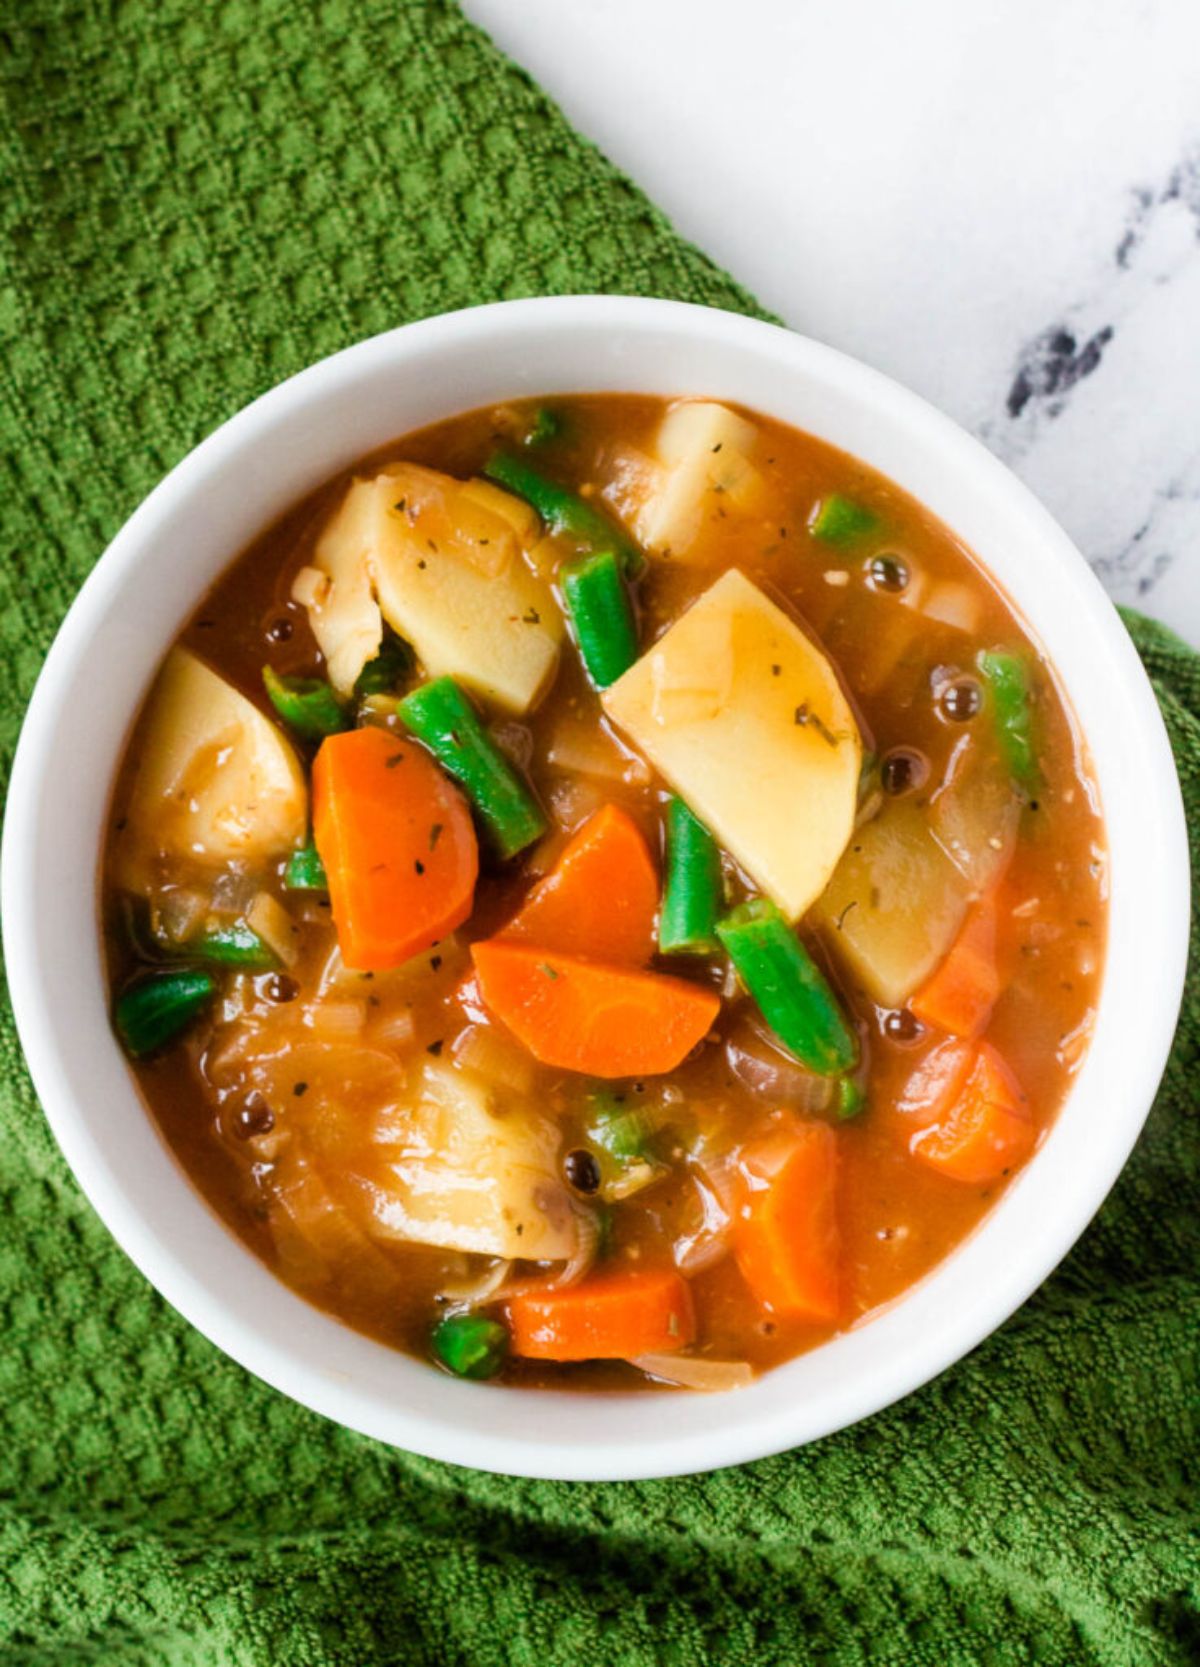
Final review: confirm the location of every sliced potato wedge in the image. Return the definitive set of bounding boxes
[362,1060,577,1260]
[119,647,307,882]
[603,570,862,920]
[636,400,763,559]
[810,799,972,1008]
[298,480,384,697]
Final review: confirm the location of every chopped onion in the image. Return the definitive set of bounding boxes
[248,891,300,968]
[502,1203,600,1298]
[371,1008,416,1048]
[921,580,982,635]
[489,721,534,772]
[452,1024,534,1094]
[546,775,605,835]
[547,719,643,784]
[725,1026,834,1113]
[303,1000,366,1040]
[603,1159,667,1203]
[632,1354,755,1392]
[155,887,209,944]
[440,1256,512,1307]
[291,565,330,609]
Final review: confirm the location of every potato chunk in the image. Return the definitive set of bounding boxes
[296,480,383,698]
[368,465,562,714]
[635,400,763,560]
[121,647,307,878]
[362,1060,577,1260]
[810,800,972,1008]
[603,570,862,921]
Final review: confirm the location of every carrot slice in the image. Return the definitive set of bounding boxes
[910,1041,1033,1184]
[471,939,719,1077]
[911,896,1000,1037]
[501,804,658,965]
[509,1266,695,1360]
[734,1121,841,1324]
[313,726,477,971]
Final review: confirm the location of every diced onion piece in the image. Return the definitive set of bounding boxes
[371,1008,416,1048]
[303,999,367,1040]
[921,580,982,635]
[452,1023,536,1095]
[439,1256,513,1307]
[547,719,650,785]
[291,564,331,609]
[602,1159,668,1203]
[725,1024,835,1113]
[247,891,300,968]
[631,1354,755,1392]
[155,888,209,944]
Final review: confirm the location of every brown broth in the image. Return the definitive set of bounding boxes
[103,394,1107,1389]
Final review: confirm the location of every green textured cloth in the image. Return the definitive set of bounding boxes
[0,1,1196,1661]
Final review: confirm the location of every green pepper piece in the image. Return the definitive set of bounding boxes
[659,797,722,955]
[431,1313,509,1380]
[284,842,328,892]
[978,648,1040,794]
[561,549,639,689]
[717,898,858,1075]
[114,968,217,1058]
[398,676,546,860]
[262,665,346,741]
[810,493,879,548]
[482,451,645,577]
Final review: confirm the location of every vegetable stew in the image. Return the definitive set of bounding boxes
[103,394,1106,1392]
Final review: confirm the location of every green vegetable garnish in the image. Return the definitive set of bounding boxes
[978,648,1040,794]
[659,797,722,955]
[588,1093,653,1163]
[114,969,217,1058]
[837,1077,867,1121]
[190,924,277,970]
[561,549,639,689]
[354,629,414,699]
[717,898,858,1076]
[482,451,645,577]
[284,842,328,892]
[262,666,346,741]
[524,406,561,447]
[810,493,879,548]
[398,676,546,860]
[431,1313,509,1380]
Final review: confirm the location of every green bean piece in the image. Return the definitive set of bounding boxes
[114,968,217,1059]
[190,924,277,970]
[524,406,561,447]
[717,898,859,1075]
[810,493,879,548]
[978,648,1040,794]
[431,1313,509,1381]
[354,630,414,699]
[837,1077,867,1121]
[561,549,639,689]
[262,666,346,741]
[659,797,722,955]
[397,676,546,859]
[284,842,328,892]
[482,451,645,577]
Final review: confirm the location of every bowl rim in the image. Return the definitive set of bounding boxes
[2,295,1190,1481]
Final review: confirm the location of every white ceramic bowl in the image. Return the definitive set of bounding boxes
[2,298,1189,1481]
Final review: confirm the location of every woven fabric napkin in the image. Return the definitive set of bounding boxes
[1,2,1196,1661]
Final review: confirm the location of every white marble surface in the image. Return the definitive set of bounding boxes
[465,0,1200,646]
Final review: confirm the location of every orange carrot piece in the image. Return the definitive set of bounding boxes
[501,804,658,965]
[734,1121,841,1324]
[313,727,477,971]
[911,897,1000,1037]
[471,939,719,1077]
[910,1042,1033,1184]
[509,1267,695,1360]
